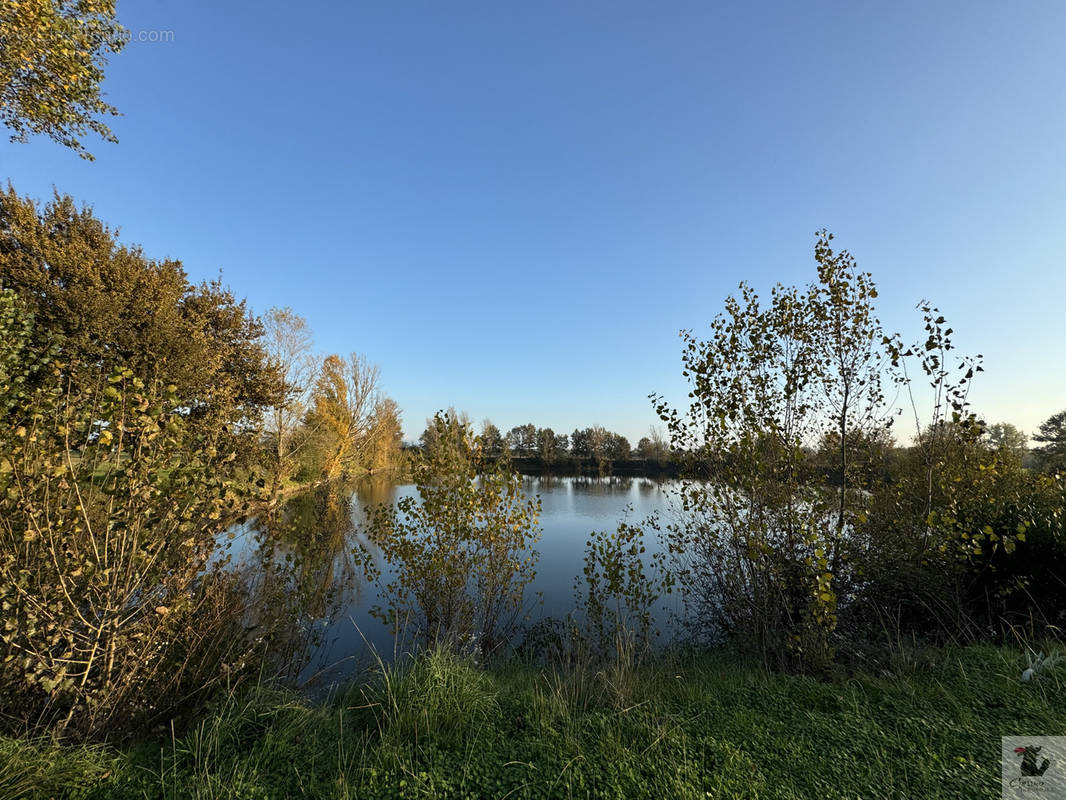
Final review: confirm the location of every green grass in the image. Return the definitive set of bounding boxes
[4,644,1065,799]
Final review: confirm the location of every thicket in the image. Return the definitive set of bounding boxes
[652,231,1066,672]
[0,191,400,741]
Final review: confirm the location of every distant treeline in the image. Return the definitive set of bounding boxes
[497,455,679,477]
[412,417,676,476]
[410,415,1055,481]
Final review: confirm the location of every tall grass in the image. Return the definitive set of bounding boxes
[0,736,115,800]
[350,646,498,749]
[4,644,1066,799]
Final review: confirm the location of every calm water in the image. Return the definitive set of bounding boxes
[225,476,681,688]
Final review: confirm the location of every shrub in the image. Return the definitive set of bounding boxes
[363,412,541,656]
[574,509,673,660]
[653,236,889,672]
[0,291,267,739]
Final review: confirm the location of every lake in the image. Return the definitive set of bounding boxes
[225,475,683,689]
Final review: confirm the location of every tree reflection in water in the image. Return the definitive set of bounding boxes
[238,478,398,683]
[221,475,678,690]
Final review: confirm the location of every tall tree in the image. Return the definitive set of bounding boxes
[809,230,891,560]
[420,407,471,462]
[1033,410,1066,474]
[0,188,281,447]
[655,276,838,670]
[569,425,629,471]
[505,424,538,457]
[570,428,591,458]
[636,426,670,463]
[985,422,1029,466]
[609,433,631,461]
[480,420,506,459]
[537,427,561,464]
[306,353,381,480]
[365,396,403,473]
[262,308,316,492]
[1,0,126,158]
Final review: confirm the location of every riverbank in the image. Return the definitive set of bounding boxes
[3,644,1061,799]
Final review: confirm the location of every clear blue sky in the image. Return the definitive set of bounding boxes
[3,1,1064,444]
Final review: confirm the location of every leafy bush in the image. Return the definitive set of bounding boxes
[363,412,541,655]
[850,441,1066,650]
[0,291,267,739]
[575,509,673,660]
[654,233,889,671]
[841,308,1061,652]
[652,233,1066,670]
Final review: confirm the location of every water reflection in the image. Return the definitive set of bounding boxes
[223,475,679,689]
[352,473,402,509]
[636,478,660,497]
[251,487,362,618]
[569,475,633,494]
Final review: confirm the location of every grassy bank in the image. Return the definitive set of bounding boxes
[3,644,1063,800]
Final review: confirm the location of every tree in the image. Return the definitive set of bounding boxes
[655,274,842,671]
[812,427,893,487]
[1033,410,1066,474]
[606,433,631,461]
[986,422,1029,466]
[585,426,610,462]
[0,290,265,737]
[570,428,591,458]
[0,188,282,451]
[1,0,126,159]
[636,426,670,463]
[505,424,538,457]
[262,308,316,492]
[306,353,381,480]
[652,233,903,671]
[652,233,1059,665]
[480,420,505,459]
[809,230,891,552]
[365,396,403,473]
[537,427,563,464]
[420,407,472,462]
[574,425,629,470]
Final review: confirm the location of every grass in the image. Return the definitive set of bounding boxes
[3,644,1065,799]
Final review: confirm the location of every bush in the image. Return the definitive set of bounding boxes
[0,291,268,739]
[653,245,885,672]
[363,412,541,656]
[575,509,673,660]
[651,233,1066,670]
[842,424,1066,660]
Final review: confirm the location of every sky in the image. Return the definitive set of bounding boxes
[3,1,1065,444]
